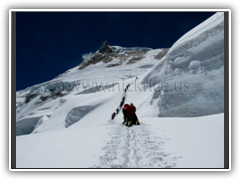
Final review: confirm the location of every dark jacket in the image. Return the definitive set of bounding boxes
[128,105,136,115]
[122,104,129,116]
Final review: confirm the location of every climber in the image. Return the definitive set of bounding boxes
[122,104,129,125]
[112,112,116,120]
[127,103,140,126]
[116,108,119,114]
[127,103,135,126]
[120,101,124,108]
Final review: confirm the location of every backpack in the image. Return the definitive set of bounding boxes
[122,107,128,115]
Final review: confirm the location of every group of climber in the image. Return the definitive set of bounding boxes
[111,83,140,127]
[124,83,130,92]
[120,96,125,108]
[112,96,125,120]
[122,103,140,127]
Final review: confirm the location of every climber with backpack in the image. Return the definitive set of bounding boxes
[120,101,124,108]
[122,104,129,125]
[127,103,140,126]
[112,112,116,120]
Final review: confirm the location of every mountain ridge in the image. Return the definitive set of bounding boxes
[78,40,169,70]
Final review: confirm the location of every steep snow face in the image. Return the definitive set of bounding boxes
[142,12,224,117]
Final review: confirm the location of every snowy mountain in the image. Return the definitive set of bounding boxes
[16,12,224,169]
[16,41,169,135]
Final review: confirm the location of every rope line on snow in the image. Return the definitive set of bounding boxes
[111,77,140,126]
[111,83,130,120]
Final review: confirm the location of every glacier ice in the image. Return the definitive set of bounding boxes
[65,105,98,128]
[142,12,224,117]
[16,116,43,136]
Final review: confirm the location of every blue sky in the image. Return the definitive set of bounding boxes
[16,11,216,91]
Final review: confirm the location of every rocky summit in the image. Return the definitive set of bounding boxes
[78,40,167,70]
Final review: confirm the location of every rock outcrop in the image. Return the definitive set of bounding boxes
[78,41,118,69]
[78,41,152,69]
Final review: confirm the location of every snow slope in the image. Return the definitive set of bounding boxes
[17,114,224,168]
[16,47,166,134]
[15,12,225,169]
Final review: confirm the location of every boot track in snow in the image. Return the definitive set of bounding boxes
[94,123,180,168]
[94,81,182,168]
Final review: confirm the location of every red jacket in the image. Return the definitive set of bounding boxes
[124,104,129,108]
[128,105,136,114]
